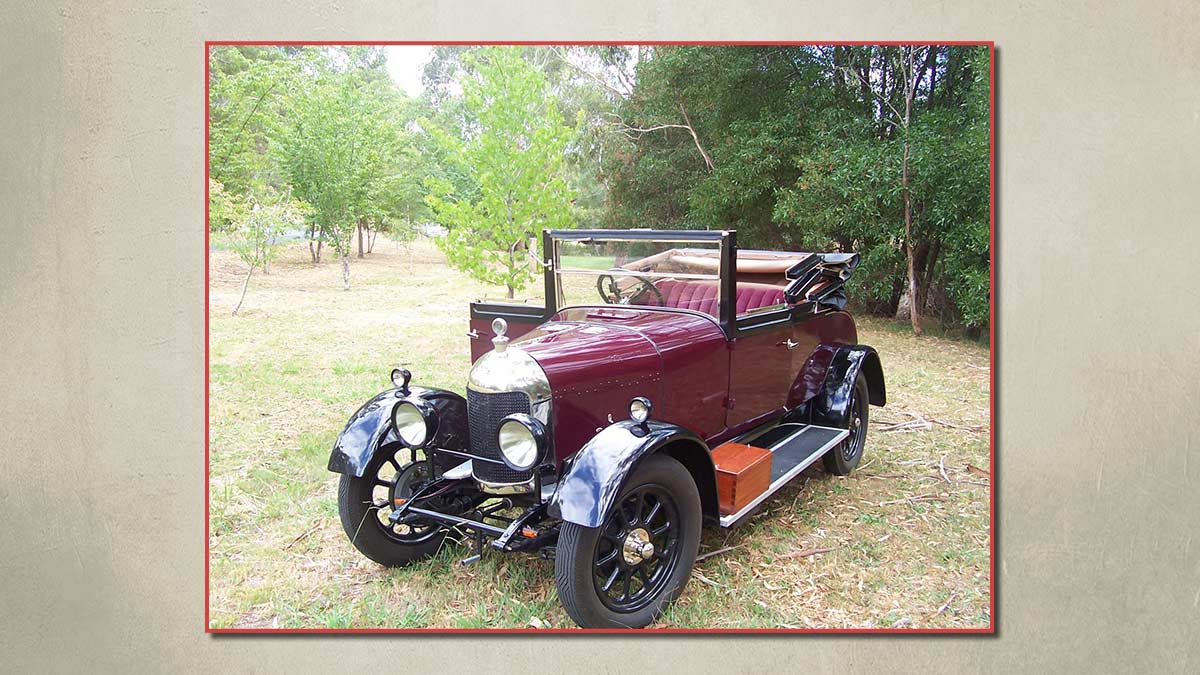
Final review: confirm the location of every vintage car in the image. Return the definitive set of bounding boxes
[327,229,885,628]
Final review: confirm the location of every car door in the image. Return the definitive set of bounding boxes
[468,302,547,362]
[725,307,796,429]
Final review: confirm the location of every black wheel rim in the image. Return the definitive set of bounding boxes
[843,391,865,462]
[591,484,681,614]
[367,446,442,545]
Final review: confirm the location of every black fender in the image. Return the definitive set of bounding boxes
[809,345,886,428]
[326,385,468,477]
[548,420,720,528]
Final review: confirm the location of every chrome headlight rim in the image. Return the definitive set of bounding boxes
[629,396,652,424]
[496,413,547,472]
[392,398,437,448]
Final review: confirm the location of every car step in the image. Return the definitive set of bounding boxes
[717,423,848,528]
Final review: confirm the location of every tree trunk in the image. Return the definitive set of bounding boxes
[901,48,922,336]
[308,225,323,264]
[232,265,254,315]
[357,220,365,258]
[921,238,941,309]
[506,246,515,299]
[367,226,378,253]
[341,253,350,291]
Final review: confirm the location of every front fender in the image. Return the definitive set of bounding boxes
[326,386,468,477]
[548,420,715,528]
[810,345,886,428]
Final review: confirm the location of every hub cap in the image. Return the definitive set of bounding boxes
[592,485,681,613]
[843,392,865,461]
[622,528,655,565]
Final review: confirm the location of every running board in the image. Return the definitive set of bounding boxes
[718,424,848,528]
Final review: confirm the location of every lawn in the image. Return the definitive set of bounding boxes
[207,235,991,630]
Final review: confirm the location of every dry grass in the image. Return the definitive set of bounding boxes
[208,235,991,630]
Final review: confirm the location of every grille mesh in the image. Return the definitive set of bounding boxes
[467,389,535,484]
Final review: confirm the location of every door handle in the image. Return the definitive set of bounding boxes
[778,338,799,350]
[467,329,480,340]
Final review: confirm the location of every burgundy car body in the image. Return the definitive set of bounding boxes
[327,228,886,628]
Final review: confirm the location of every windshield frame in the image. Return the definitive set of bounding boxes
[541,229,738,334]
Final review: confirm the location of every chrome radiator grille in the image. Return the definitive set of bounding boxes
[467,389,535,484]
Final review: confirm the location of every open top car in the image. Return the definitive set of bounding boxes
[327,229,886,628]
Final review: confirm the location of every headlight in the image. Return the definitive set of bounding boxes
[629,397,652,423]
[497,413,547,471]
[393,399,436,448]
[391,368,411,391]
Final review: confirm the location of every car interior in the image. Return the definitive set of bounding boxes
[618,248,839,318]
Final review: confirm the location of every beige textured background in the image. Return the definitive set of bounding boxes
[2,0,1197,671]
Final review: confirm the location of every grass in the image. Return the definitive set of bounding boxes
[208,235,991,630]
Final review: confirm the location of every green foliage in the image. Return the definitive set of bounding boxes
[207,44,989,331]
[229,187,306,272]
[208,178,245,233]
[424,47,575,298]
[603,45,991,332]
[208,47,296,199]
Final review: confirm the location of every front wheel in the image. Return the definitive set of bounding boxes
[336,443,447,567]
[554,455,701,628]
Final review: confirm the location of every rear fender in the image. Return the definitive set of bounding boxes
[809,345,886,428]
[548,420,719,528]
[327,386,468,477]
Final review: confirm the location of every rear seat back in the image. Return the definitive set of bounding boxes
[653,279,785,317]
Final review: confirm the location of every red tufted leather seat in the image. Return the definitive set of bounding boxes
[653,280,785,317]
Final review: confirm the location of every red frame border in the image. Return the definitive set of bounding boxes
[204,40,996,635]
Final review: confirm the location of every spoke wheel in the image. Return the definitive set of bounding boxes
[592,485,681,613]
[555,455,701,629]
[336,443,448,567]
[823,372,870,476]
[370,453,441,545]
[842,389,865,462]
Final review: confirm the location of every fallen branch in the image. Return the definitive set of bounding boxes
[938,455,951,484]
[924,591,957,620]
[283,521,321,550]
[966,464,990,477]
[696,545,740,563]
[879,411,932,432]
[930,418,985,433]
[879,494,946,507]
[692,571,723,588]
[781,547,834,560]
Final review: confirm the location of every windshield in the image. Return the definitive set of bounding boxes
[551,235,726,317]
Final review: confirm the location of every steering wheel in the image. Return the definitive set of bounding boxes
[596,272,664,307]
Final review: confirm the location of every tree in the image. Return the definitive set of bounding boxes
[596,45,990,334]
[208,47,294,205]
[228,187,306,315]
[425,47,574,299]
[274,48,403,289]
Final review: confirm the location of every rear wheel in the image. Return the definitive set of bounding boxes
[554,455,701,628]
[823,372,869,475]
[336,443,446,567]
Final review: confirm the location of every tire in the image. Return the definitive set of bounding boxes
[336,444,446,567]
[555,454,702,629]
[823,372,869,476]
